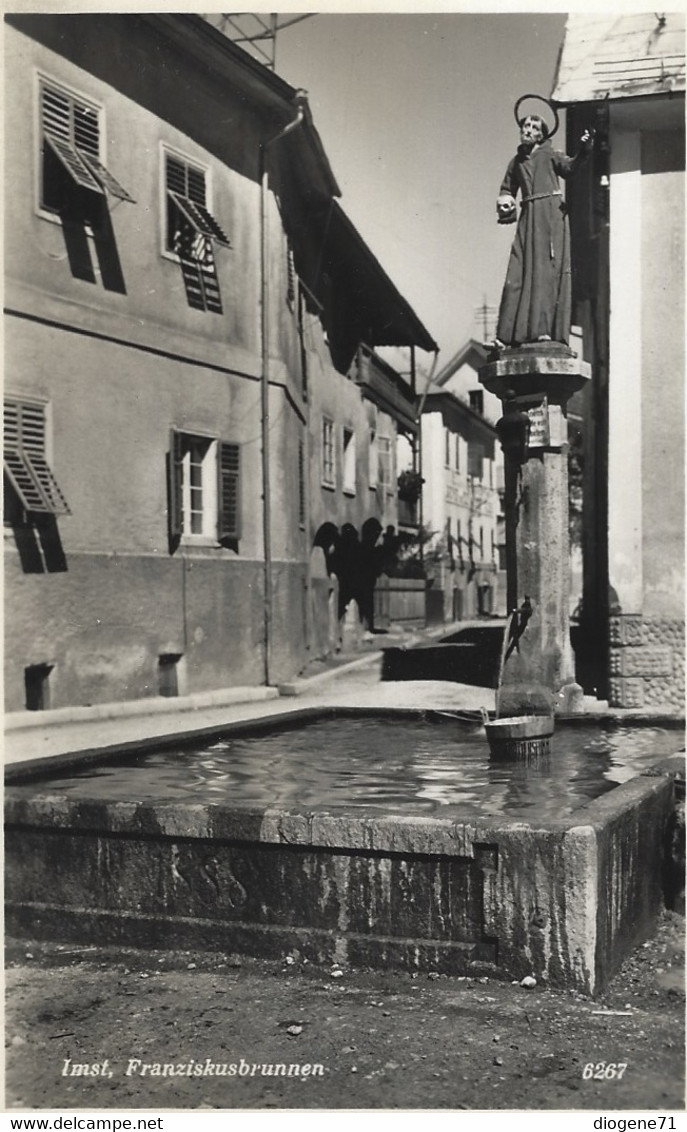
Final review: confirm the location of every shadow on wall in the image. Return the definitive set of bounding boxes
[313,519,409,634]
[5,485,68,574]
[59,195,127,294]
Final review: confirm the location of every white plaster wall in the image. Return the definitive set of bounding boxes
[420,413,446,538]
[640,134,685,619]
[608,127,643,614]
[443,363,502,425]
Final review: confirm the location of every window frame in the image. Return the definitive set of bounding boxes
[342,426,356,496]
[36,73,102,223]
[321,416,335,489]
[36,72,134,224]
[160,143,217,264]
[469,389,484,416]
[368,428,378,490]
[378,435,392,494]
[168,428,241,551]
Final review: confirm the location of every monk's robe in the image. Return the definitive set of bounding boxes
[496,139,585,347]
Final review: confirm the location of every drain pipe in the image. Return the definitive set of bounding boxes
[259,91,308,685]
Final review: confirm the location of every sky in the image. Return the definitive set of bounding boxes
[268,12,568,368]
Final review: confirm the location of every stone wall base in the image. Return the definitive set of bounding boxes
[609,616,684,711]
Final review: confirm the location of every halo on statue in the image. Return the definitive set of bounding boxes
[514,94,559,140]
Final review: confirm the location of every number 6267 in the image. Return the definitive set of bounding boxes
[582,1062,628,1080]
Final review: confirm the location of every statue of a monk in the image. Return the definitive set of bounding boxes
[493,111,593,350]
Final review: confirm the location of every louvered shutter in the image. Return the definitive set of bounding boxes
[4,400,70,514]
[167,429,183,550]
[20,403,70,513]
[298,438,306,526]
[41,81,133,204]
[218,442,241,541]
[79,151,136,203]
[169,194,230,246]
[44,133,103,194]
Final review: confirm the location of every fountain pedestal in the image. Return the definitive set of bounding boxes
[479,344,591,716]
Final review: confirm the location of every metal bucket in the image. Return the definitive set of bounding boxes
[484,714,555,760]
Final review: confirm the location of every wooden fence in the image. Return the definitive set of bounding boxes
[374,577,426,629]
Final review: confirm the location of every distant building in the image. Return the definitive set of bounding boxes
[422,339,506,620]
[4,13,435,711]
[552,12,685,709]
[434,338,501,426]
[418,380,502,623]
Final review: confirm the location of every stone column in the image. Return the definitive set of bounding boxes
[479,344,591,716]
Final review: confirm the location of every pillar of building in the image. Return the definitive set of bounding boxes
[479,344,591,716]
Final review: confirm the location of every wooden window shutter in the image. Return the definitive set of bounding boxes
[4,399,70,514]
[218,442,241,541]
[298,437,305,526]
[167,429,183,551]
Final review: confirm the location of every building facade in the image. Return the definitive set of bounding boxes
[419,387,502,623]
[420,339,506,621]
[552,12,685,709]
[4,14,435,711]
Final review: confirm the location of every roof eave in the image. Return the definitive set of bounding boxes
[142,13,341,198]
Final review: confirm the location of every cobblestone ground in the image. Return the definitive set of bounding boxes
[5,911,684,1112]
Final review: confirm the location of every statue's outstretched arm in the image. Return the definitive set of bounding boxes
[554,129,595,178]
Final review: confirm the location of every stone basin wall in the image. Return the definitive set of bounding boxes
[5,756,681,996]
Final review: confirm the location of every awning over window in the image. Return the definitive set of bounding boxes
[44,133,135,203]
[169,192,230,246]
[79,150,136,203]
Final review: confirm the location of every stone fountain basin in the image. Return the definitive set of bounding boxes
[4,709,683,997]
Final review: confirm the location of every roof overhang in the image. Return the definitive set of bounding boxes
[143,14,341,200]
[422,390,496,448]
[552,12,685,105]
[434,338,489,386]
[314,201,438,354]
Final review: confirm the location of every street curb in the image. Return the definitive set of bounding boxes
[4,686,281,733]
[278,650,384,696]
[276,622,465,697]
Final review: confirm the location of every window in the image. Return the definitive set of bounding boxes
[4,398,70,517]
[444,427,451,467]
[378,436,391,491]
[368,429,378,488]
[39,77,134,215]
[455,433,461,471]
[321,418,335,487]
[167,430,240,549]
[468,442,484,481]
[164,150,230,314]
[479,526,484,559]
[165,153,228,253]
[469,389,484,415]
[342,428,356,495]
